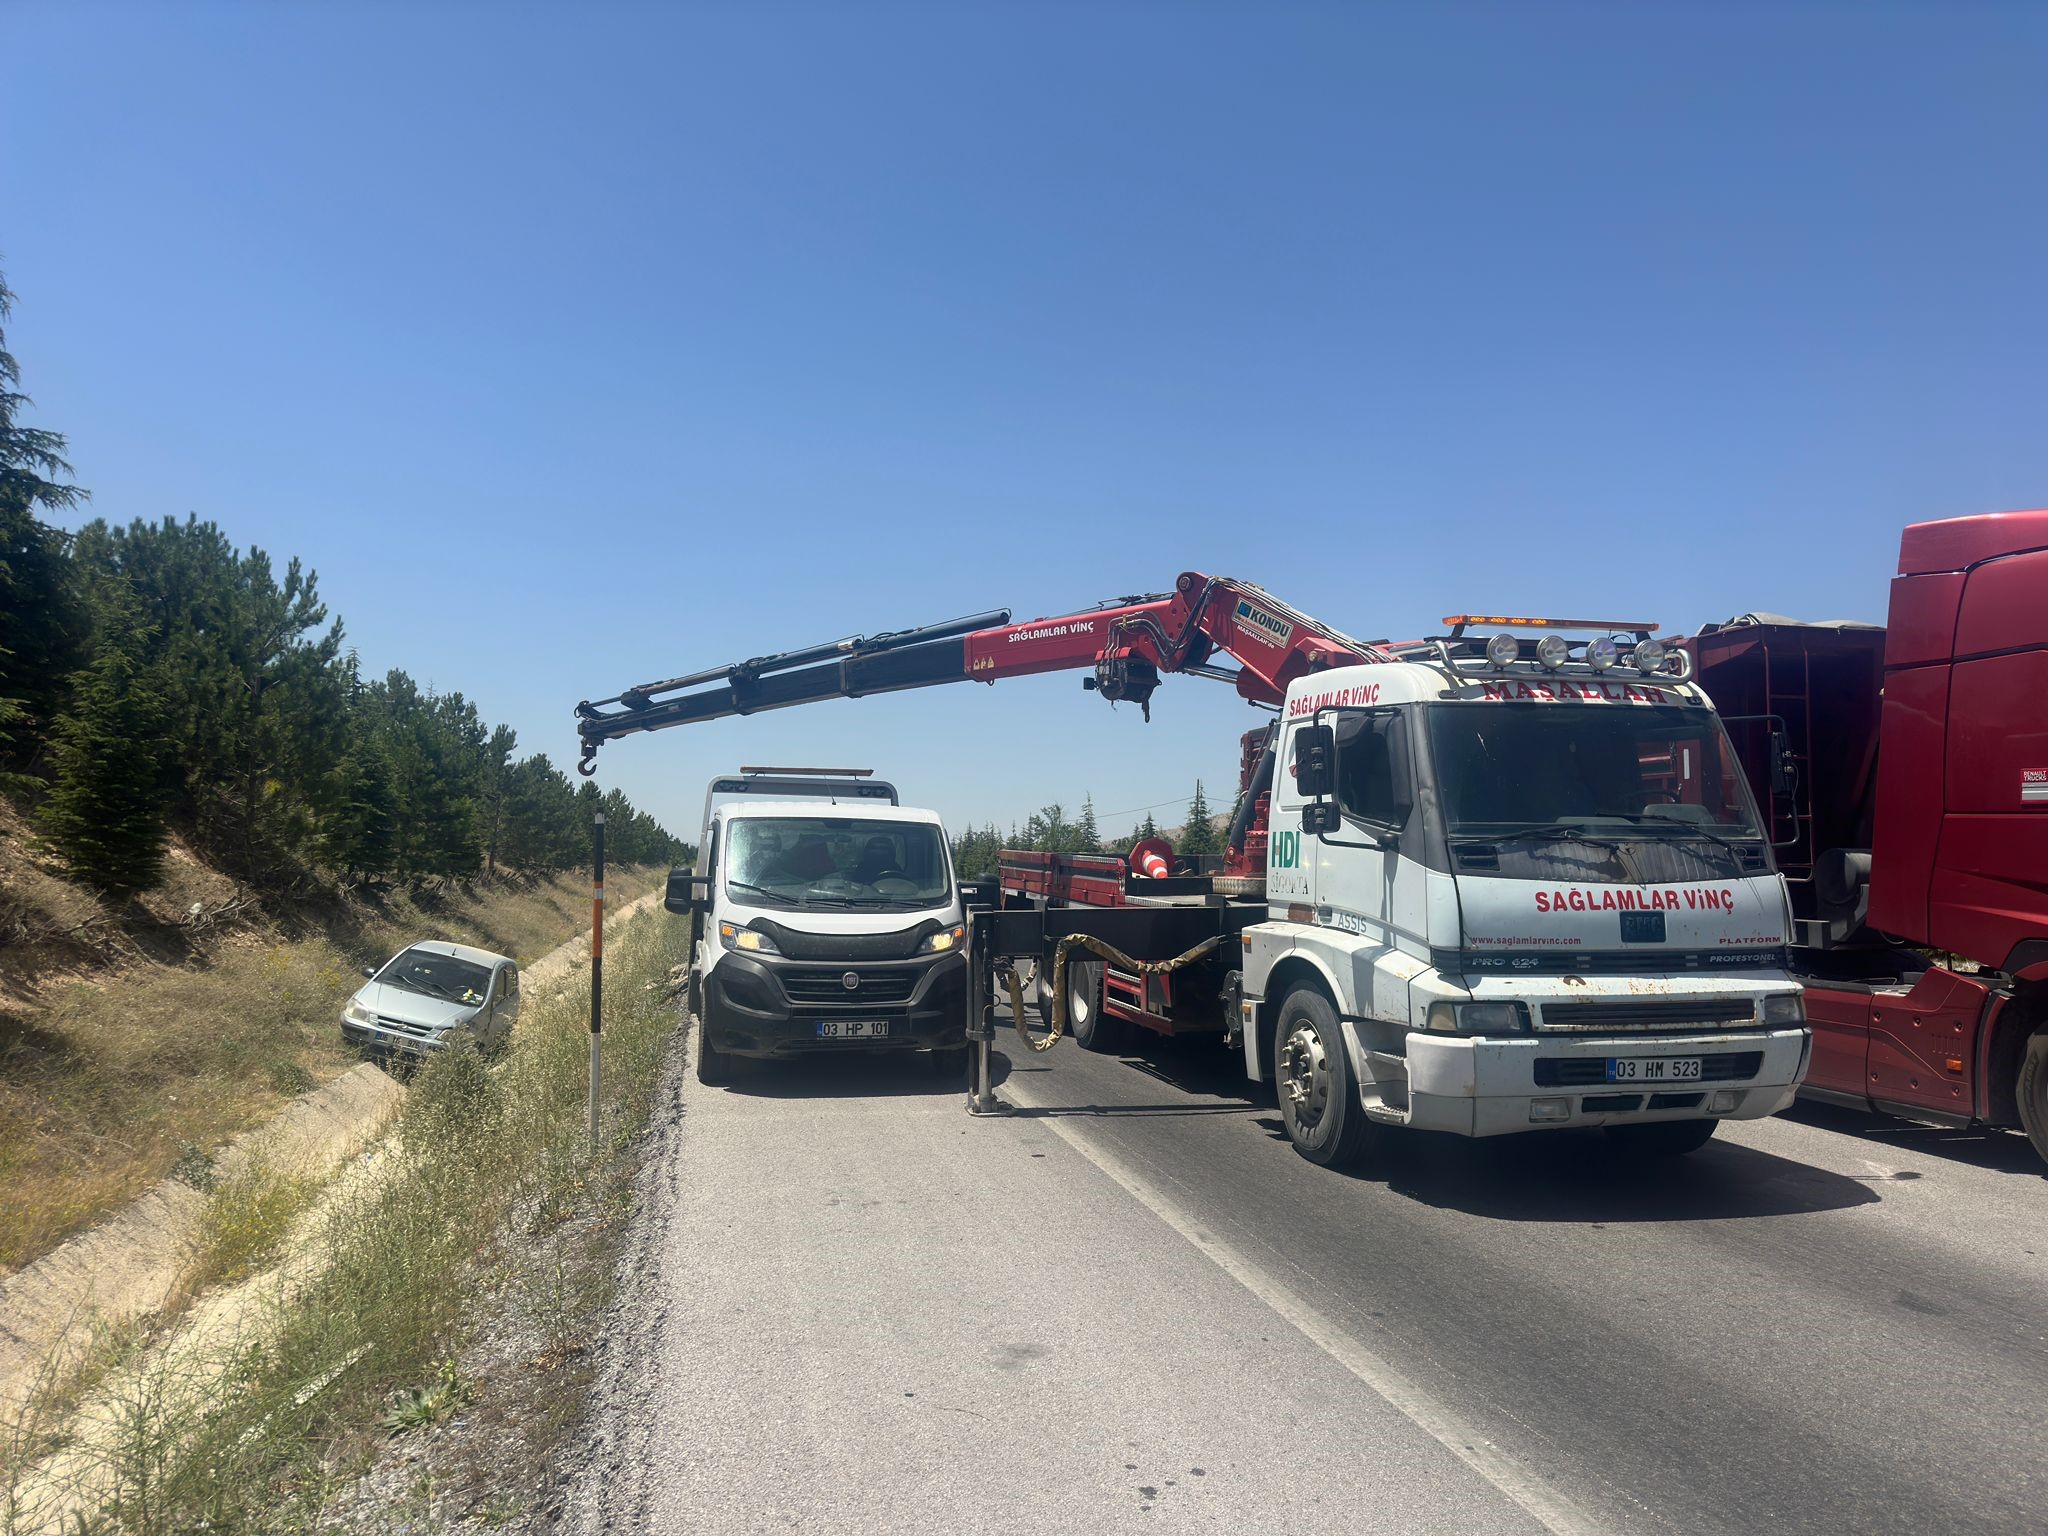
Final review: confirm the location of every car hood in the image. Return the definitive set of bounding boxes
[352,982,482,1030]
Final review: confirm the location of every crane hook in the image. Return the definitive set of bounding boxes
[577,741,600,777]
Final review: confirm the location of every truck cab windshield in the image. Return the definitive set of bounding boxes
[1427,703,1765,841]
[725,817,952,910]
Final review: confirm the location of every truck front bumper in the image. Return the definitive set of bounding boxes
[701,950,969,1059]
[1403,1027,1810,1137]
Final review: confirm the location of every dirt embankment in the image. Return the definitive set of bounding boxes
[0,819,665,1277]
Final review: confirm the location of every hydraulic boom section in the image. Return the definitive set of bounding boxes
[573,572,1393,773]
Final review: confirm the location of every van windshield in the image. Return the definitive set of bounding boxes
[1427,703,1765,839]
[724,817,952,909]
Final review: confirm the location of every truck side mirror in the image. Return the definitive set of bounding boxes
[1769,727,1798,799]
[1295,723,1337,799]
[1302,801,1342,836]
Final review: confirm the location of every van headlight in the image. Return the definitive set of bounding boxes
[343,1002,376,1026]
[1426,1000,1531,1035]
[1762,993,1806,1025]
[718,921,780,954]
[919,925,966,954]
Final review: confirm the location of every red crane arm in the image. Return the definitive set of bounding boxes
[573,574,1390,772]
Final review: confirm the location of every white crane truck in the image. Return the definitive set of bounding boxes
[578,582,1811,1167]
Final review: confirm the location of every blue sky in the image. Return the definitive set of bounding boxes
[4,3,2044,842]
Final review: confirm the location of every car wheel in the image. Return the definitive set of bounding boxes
[1273,986,1377,1168]
[2016,1027,2048,1165]
[1604,1119,1718,1157]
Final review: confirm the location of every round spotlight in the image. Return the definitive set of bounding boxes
[1485,633,1521,668]
[1535,634,1571,669]
[1586,636,1619,671]
[1632,638,1668,673]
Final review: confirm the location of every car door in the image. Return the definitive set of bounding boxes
[494,964,521,1046]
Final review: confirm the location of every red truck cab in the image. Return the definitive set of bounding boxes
[1688,510,2048,1160]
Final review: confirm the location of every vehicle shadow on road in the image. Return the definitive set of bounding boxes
[715,1051,1005,1100]
[1777,1100,2045,1177]
[1324,1126,1883,1222]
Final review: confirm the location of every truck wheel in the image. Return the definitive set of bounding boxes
[1273,987,1376,1168]
[1065,957,1129,1053]
[1604,1119,1717,1157]
[2017,1029,2048,1165]
[696,1024,735,1086]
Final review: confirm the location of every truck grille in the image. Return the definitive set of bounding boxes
[1535,1051,1764,1087]
[1536,998,1757,1033]
[780,967,919,1005]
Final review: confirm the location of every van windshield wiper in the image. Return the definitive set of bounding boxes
[727,881,798,906]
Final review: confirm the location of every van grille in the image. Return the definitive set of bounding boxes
[1536,998,1757,1033]
[781,967,919,1005]
[1535,1051,1763,1087]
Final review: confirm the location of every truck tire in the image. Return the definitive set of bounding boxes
[1273,986,1377,1168]
[696,1023,735,1086]
[2017,1028,2048,1165]
[1064,957,1130,1053]
[1604,1119,1717,1157]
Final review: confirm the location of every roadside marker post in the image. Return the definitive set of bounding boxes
[590,811,604,1154]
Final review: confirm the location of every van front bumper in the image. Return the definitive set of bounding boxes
[701,950,969,1058]
[1403,1027,1810,1136]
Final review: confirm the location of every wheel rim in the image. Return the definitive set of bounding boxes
[1067,962,1099,1029]
[1279,1019,1332,1135]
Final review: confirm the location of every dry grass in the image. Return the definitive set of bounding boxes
[0,866,662,1275]
[0,905,690,1534]
[180,1158,318,1298]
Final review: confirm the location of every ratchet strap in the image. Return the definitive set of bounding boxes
[1002,933,1226,1054]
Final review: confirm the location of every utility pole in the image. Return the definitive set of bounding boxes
[590,810,604,1153]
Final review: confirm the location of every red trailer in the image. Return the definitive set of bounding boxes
[1686,510,2048,1159]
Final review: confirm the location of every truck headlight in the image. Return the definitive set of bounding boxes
[1761,993,1806,1025]
[343,1002,376,1026]
[1426,1000,1531,1035]
[718,921,780,955]
[919,925,966,954]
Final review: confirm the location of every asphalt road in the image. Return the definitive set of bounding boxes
[569,1025,2048,1535]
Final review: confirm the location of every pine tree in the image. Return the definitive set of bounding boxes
[1179,780,1219,859]
[38,617,170,897]
[0,271,88,768]
[1076,795,1101,853]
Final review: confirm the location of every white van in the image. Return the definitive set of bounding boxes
[669,769,969,1084]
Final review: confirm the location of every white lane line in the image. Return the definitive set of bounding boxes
[1001,1078,1607,1536]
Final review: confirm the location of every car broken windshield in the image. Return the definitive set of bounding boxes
[375,949,492,1005]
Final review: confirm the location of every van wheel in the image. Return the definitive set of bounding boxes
[2017,1028,2048,1165]
[1604,1119,1717,1157]
[1273,986,1376,1168]
[1065,957,1129,1053]
[696,1025,735,1086]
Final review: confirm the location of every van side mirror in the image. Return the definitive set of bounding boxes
[1295,723,1337,799]
[362,965,377,979]
[666,868,710,914]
